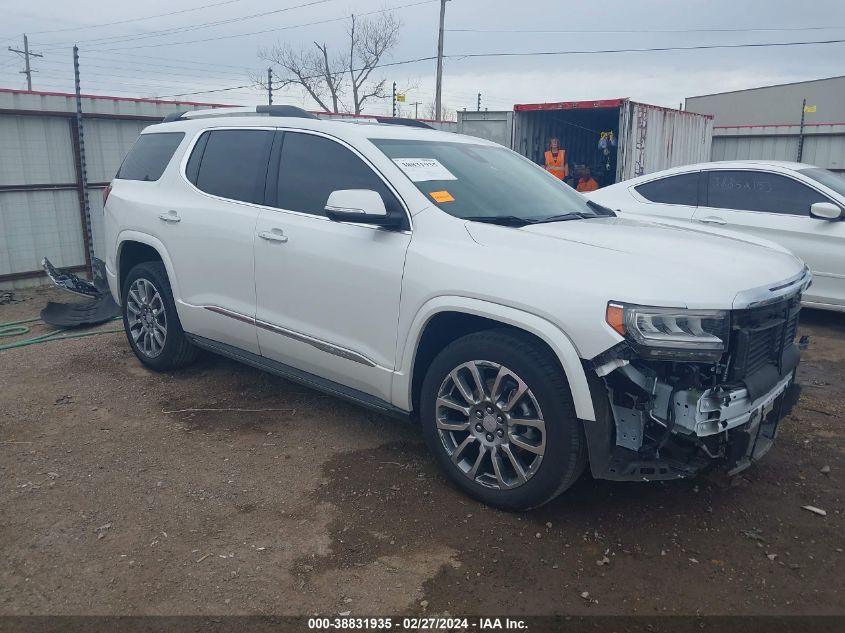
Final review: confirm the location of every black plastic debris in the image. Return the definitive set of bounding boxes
[39,257,120,328]
[40,295,120,328]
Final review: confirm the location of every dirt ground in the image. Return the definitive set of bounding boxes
[1,286,843,617]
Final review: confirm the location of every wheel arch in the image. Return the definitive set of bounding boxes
[116,232,180,301]
[395,297,596,422]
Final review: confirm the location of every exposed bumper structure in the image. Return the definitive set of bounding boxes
[585,292,803,482]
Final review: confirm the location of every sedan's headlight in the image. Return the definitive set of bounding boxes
[606,302,729,361]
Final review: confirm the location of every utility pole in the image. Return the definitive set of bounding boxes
[434,0,447,120]
[267,67,273,105]
[392,81,397,117]
[477,92,481,112]
[411,101,421,119]
[72,45,95,274]
[8,34,42,91]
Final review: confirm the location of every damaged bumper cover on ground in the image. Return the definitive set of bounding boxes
[584,287,805,482]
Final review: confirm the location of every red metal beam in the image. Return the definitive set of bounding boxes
[0,86,233,108]
[0,265,87,283]
[514,98,628,112]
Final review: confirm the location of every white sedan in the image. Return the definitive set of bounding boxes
[586,160,845,312]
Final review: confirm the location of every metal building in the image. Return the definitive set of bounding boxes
[685,76,845,173]
[0,89,230,289]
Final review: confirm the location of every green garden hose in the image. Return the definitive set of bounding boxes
[0,316,123,351]
[0,317,40,339]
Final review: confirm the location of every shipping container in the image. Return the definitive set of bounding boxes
[512,99,713,188]
[456,100,713,188]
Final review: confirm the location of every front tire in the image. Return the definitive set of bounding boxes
[420,329,586,511]
[122,261,197,371]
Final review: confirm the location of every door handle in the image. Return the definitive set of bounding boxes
[697,216,726,226]
[158,211,181,223]
[258,229,289,243]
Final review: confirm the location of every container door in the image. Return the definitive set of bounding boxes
[458,111,513,148]
[615,101,633,182]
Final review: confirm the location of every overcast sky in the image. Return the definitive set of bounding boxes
[1,0,844,117]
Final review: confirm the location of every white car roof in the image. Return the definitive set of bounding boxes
[630,160,817,182]
[144,110,493,147]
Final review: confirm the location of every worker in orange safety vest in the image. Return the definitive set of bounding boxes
[543,137,569,181]
[575,165,599,193]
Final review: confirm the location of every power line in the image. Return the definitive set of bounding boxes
[37,0,340,49]
[81,0,439,52]
[156,36,845,99]
[6,0,252,37]
[86,50,256,72]
[36,56,253,82]
[447,24,845,34]
[161,53,439,97]
[445,38,845,60]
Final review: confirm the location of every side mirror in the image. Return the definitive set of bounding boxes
[325,189,401,227]
[810,201,843,221]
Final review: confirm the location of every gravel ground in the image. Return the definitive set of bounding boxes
[0,287,842,616]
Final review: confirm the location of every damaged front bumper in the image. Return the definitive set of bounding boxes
[584,353,801,483]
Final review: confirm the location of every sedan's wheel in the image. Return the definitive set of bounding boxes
[421,329,586,511]
[126,278,168,358]
[122,261,197,371]
[436,360,545,490]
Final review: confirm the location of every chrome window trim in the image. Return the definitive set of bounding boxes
[177,126,413,233]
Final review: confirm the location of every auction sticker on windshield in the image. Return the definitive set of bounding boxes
[393,158,457,182]
[430,190,455,203]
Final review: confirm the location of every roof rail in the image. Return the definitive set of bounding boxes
[162,105,318,122]
[374,117,434,129]
[256,105,317,119]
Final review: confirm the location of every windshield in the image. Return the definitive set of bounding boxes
[799,167,845,198]
[370,138,599,224]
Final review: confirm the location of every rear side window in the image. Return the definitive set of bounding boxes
[188,129,274,204]
[706,170,828,215]
[116,132,184,181]
[275,132,402,217]
[634,173,699,206]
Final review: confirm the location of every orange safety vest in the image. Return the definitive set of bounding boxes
[544,149,568,180]
[576,177,599,193]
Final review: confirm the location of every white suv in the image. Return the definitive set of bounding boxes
[104,106,809,510]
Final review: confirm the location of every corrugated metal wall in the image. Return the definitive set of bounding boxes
[0,89,227,289]
[712,123,845,173]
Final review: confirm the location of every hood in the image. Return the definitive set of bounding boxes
[464,216,806,309]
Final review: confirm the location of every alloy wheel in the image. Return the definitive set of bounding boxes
[435,360,546,490]
[126,278,167,358]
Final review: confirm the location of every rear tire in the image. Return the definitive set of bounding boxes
[420,328,586,511]
[122,261,197,371]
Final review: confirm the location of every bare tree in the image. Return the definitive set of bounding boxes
[258,42,344,113]
[259,11,401,114]
[346,12,400,114]
[422,101,456,121]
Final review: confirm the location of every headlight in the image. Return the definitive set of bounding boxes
[606,302,729,361]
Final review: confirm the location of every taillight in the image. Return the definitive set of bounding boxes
[102,182,112,206]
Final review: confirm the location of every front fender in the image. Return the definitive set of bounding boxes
[393,296,596,421]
